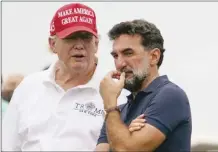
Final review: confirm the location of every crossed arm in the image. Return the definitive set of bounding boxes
[95,114,145,151]
[98,111,165,151]
[95,87,189,151]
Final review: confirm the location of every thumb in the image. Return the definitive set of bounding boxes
[118,72,125,87]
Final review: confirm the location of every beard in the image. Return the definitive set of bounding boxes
[124,72,148,92]
[121,60,150,92]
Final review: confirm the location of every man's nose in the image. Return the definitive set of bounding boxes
[116,57,127,71]
[73,39,85,50]
[73,43,85,50]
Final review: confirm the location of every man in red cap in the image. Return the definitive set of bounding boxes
[2,3,129,151]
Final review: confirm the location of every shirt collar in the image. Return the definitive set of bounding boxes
[42,60,58,84]
[42,60,102,91]
[126,75,169,102]
[142,75,169,93]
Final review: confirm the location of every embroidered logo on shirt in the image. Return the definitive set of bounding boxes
[85,102,95,111]
[74,102,104,117]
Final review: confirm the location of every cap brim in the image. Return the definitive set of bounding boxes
[56,26,97,39]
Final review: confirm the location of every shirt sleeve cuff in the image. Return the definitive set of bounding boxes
[146,117,170,136]
[97,137,108,145]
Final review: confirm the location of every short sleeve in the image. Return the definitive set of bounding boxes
[2,83,25,151]
[144,85,191,136]
[97,120,108,145]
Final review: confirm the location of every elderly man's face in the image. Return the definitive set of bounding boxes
[50,31,98,73]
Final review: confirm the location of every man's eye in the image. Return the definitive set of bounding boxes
[65,33,93,40]
[112,54,118,59]
[125,52,133,55]
[82,34,93,40]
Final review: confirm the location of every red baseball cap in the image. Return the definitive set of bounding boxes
[50,3,98,38]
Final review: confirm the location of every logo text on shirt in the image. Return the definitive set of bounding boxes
[74,102,104,117]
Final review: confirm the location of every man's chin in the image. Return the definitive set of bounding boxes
[124,77,144,92]
[124,81,134,90]
[125,78,133,84]
[124,84,134,92]
[68,64,87,72]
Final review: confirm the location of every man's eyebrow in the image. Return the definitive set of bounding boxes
[122,48,133,52]
[110,48,133,55]
[110,51,116,56]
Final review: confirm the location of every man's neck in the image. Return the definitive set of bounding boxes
[55,61,96,91]
[137,68,159,94]
[131,72,159,100]
[144,73,159,89]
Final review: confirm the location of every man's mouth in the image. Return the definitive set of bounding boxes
[72,54,85,58]
[123,71,133,78]
[122,70,132,74]
[125,71,132,74]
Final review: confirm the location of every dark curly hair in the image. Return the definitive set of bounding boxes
[108,19,165,68]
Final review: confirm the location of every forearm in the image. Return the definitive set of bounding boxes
[106,111,131,151]
[105,111,156,151]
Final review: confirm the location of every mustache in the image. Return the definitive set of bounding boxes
[120,68,133,73]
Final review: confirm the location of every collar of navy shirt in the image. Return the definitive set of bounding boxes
[126,75,169,104]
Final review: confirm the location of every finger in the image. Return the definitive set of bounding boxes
[129,122,145,128]
[131,118,146,124]
[112,73,121,79]
[132,114,146,123]
[118,72,125,85]
[107,71,121,78]
[129,126,143,132]
[136,114,145,119]
[131,114,146,123]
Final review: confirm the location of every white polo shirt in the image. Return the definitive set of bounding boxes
[2,61,129,151]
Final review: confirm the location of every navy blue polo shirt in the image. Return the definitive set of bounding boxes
[97,75,192,152]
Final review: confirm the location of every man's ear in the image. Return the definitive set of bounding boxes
[94,36,99,54]
[94,54,98,65]
[150,48,161,67]
[48,37,57,54]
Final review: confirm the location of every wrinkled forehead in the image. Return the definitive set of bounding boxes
[112,34,143,53]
